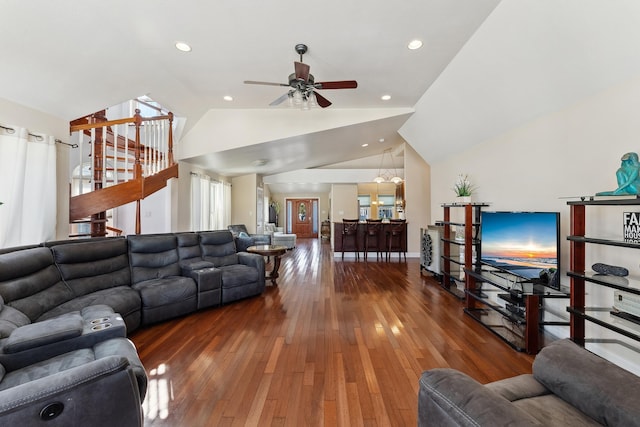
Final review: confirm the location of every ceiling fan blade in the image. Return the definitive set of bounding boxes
[316,80,358,89]
[314,92,332,108]
[244,80,289,87]
[269,92,290,106]
[294,61,310,82]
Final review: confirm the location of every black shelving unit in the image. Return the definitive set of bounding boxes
[439,203,487,299]
[567,198,640,362]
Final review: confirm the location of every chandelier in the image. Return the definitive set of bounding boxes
[373,148,403,184]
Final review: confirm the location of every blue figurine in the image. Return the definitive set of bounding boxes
[596,152,640,196]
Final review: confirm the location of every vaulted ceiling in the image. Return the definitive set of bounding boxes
[2,1,640,181]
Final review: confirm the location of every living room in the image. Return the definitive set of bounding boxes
[2,1,640,425]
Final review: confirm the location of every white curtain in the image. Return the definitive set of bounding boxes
[211,180,231,230]
[191,174,231,231]
[0,126,57,248]
[190,173,210,231]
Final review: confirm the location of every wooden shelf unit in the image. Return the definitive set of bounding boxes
[567,198,640,357]
[440,203,487,299]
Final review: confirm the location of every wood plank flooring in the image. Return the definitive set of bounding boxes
[130,238,535,426]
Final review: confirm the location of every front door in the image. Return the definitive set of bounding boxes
[291,199,315,238]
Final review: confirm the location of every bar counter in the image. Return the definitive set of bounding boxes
[333,221,407,254]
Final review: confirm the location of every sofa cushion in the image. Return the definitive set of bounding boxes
[0,348,95,391]
[533,338,640,427]
[132,277,196,308]
[0,247,74,322]
[37,286,141,332]
[51,238,131,296]
[0,306,30,339]
[128,235,181,283]
[200,231,239,267]
[219,264,259,288]
[487,373,600,426]
[513,393,602,426]
[418,368,541,426]
[0,337,147,399]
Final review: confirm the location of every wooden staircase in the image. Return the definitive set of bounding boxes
[69,109,178,237]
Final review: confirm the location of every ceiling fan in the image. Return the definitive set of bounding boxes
[244,44,358,109]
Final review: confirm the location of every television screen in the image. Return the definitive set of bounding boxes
[480,211,560,284]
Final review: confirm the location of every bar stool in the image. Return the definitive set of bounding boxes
[364,219,383,261]
[341,219,360,260]
[386,219,406,261]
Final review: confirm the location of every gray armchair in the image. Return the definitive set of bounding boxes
[227,224,271,251]
[0,352,145,426]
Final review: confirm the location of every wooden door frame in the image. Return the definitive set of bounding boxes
[285,197,320,238]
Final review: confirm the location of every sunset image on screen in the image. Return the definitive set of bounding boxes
[481,212,558,279]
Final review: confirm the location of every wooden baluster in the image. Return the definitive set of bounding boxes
[168,111,174,166]
[133,109,142,180]
[134,109,142,235]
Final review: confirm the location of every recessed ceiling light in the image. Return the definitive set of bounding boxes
[223,96,233,101]
[361,143,369,147]
[381,95,391,101]
[379,138,385,143]
[408,39,423,50]
[175,42,192,52]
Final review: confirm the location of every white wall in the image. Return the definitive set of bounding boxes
[231,174,258,233]
[430,75,640,375]
[405,143,431,256]
[114,184,173,235]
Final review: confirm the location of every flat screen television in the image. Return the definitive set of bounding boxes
[480,211,560,287]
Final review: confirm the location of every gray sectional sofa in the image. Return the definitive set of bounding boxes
[418,338,640,426]
[0,230,265,426]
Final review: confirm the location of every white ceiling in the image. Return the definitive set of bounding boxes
[2,1,640,184]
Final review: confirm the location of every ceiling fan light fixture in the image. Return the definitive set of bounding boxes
[307,92,318,108]
[293,90,303,106]
[244,43,357,109]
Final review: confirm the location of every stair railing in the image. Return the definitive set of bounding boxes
[70,109,174,195]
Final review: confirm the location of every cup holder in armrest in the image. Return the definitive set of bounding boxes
[91,323,112,331]
[90,317,111,325]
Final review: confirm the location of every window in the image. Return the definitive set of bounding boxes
[191,174,230,231]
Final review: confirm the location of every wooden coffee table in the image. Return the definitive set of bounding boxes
[247,244,287,285]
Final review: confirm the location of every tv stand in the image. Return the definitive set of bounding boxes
[465,268,569,353]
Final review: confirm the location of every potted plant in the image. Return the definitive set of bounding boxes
[453,174,475,203]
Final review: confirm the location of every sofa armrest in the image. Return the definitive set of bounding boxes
[234,236,254,252]
[238,252,265,270]
[0,356,143,427]
[183,267,222,309]
[250,234,271,245]
[4,314,83,353]
[418,369,541,427]
[0,308,127,371]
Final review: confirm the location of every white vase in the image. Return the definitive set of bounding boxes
[456,196,472,204]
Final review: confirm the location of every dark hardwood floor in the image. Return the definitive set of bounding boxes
[130,238,534,426]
